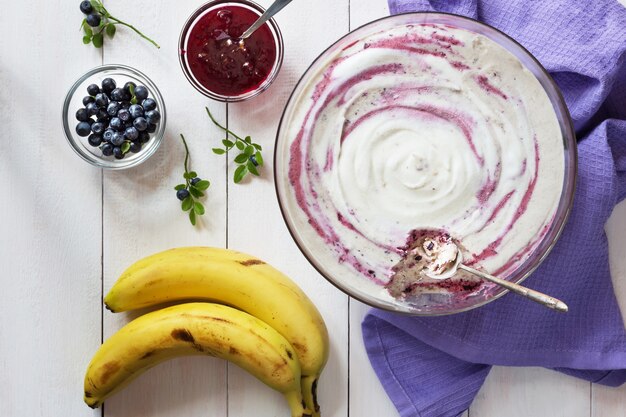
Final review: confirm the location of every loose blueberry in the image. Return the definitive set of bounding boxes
[113,146,124,159]
[147,123,157,133]
[94,93,109,108]
[134,85,149,101]
[176,189,190,201]
[145,110,161,124]
[138,131,150,143]
[79,1,92,14]
[249,155,259,166]
[103,129,114,142]
[86,84,100,96]
[118,108,131,122]
[133,117,148,131]
[101,143,114,156]
[86,102,98,116]
[101,78,116,94]
[124,126,139,141]
[190,177,201,186]
[88,134,103,147]
[76,108,89,122]
[110,88,125,101]
[91,122,105,135]
[107,101,120,116]
[129,142,143,153]
[109,117,123,131]
[111,132,125,146]
[82,96,95,106]
[96,109,109,122]
[123,81,136,95]
[86,13,101,27]
[141,98,157,111]
[76,122,92,137]
[128,104,144,119]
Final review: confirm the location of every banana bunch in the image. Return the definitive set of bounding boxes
[84,247,329,417]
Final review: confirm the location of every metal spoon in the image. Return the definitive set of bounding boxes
[240,0,293,40]
[424,241,569,313]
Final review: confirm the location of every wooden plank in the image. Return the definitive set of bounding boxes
[100,1,228,416]
[0,1,102,416]
[226,0,350,416]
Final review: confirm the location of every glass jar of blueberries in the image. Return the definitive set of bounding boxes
[62,65,166,169]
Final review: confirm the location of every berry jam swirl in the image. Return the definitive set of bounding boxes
[280,23,564,294]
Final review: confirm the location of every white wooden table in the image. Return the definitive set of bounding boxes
[2,0,626,416]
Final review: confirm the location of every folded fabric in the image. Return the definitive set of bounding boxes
[362,1,626,416]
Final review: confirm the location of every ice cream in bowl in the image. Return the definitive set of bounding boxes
[275,12,576,315]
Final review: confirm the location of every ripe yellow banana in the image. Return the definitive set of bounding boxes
[84,302,310,417]
[104,247,328,416]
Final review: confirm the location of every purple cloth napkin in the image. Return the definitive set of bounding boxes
[362,1,626,416]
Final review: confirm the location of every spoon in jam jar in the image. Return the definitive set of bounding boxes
[240,0,293,40]
[418,237,569,312]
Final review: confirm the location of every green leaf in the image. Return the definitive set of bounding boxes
[255,151,264,166]
[189,209,197,226]
[253,143,262,151]
[234,165,247,183]
[193,202,205,215]
[83,25,93,37]
[121,142,131,154]
[181,196,193,211]
[189,187,204,198]
[244,136,252,144]
[83,35,92,44]
[188,171,198,178]
[92,33,104,48]
[234,153,248,164]
[247,160,260,176]
[244,145,254,156]
[106,23,116,38]
[212,148,226,155]
[222,139,234,148]
[80,18,87,31]
[235,140,245,150]
[195,180,210,191]
[174,184,186,191]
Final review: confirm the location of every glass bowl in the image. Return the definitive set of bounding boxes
[178,0,284,102]
[62,64,166,170]
[274,12,577,315]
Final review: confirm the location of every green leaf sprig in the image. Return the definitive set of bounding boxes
[175,134,210,226]
[80,0,160,49]
[206,107,264,184]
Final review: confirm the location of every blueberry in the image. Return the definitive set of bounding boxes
[129,142,143,153]
[101,78,116,94]
[94,93,109,108]
[88,134,102,147]
[190,177,201,185]
[123,81,136,95]
[85,117,94,126]
[82,96,95,106]
[111,132,125,146]
[86,102,98,116]
[79,1,92,14]
[128,104,144,119]
[109,117,123,131]
[76,122,92,137]
[176,189,190,201]
[96,108,109,122]
[113,147,124,159]
[138,131,150,143]
[141,98,157,111]
[117,108,131,122]
[86,13,101,27]
[86,84,100,96]
[145,110,161,124]
[107,101,120,116]
[134,85,149,101]
[249,155,259,166]
[147,123,157,133]
[119,100,131,109]
[132,117,148,131]
[91,122,105,135]
[101,143,114,156]
[124,126,139,141]
[110,88,125,101]
[103,129,114,142]
[76,108,89,122]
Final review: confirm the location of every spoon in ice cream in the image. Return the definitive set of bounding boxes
[420,238,568,312]
[240,0,293,40]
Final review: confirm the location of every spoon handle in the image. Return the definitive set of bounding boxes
[240,0,293,40]
[458,264,568,313]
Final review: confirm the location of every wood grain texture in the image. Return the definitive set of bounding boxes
[0,1,102,416]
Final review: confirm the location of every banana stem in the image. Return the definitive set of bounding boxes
[284,390,312,417]
[301,375,320,417]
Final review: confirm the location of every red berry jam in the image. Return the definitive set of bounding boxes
[185,5,277,97]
